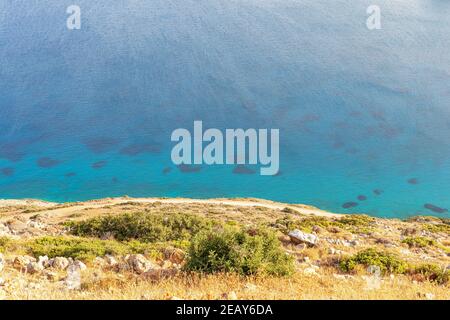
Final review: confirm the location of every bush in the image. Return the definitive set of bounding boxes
[185,227,294,276]
[274,215,332,233]
[66,212,216,242]
[402,237,435,248]
[27,236,159,262]
[411,264,449,285]
[340,248,409,274]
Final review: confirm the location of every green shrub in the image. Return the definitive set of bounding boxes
[411,264,449,285]
[274,215,332,233]
[185,227,294,276]
[27,236,159,262]
[66,212,216,242]
[402,237,435,248]
[340,248,409,274]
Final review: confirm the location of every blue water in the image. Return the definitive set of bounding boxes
[0,0,449,218]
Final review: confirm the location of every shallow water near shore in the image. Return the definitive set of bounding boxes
[0,1,449,218]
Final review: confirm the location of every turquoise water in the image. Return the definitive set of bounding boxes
[0,0,449,218]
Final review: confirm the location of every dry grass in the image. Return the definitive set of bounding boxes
[1,267,448,300]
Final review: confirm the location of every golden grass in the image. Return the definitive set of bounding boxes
[1,267,448,300]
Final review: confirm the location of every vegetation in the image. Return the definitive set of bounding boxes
[339,248,409,275]
[66,212,216,242]
[411,264,450,285]
[274,214,374,234]
[185,227,294,276]
[402,237,435,248]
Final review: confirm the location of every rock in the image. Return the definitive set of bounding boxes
[425,293,435,300]
[51,257,70,270]
[126,254,159,274]
[26,261,44,274]
[72,260,87,271]
[104,255,118,267]
[288,229,318,246]
[64,265,81,290]
[303,267,317,275]
[0,253,4,272]
[7,220,28,234]
[37,256,49,268]
[163,247,186,264]
[13,256,36,271]
[93,257,106,267]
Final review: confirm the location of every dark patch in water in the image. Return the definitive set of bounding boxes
[37,157,60,168]
[1,167,14,176]
[232,165,256,175]
[65,172,76,177]
[112,177,118,183]
[119,143,161,156]
[92,160,107,169]
[407,178,419,185]
[357,195,367,201]
[162,167,172,174]
[177,164,201,173]
[0,143,25,162]
[342,202,358,209]
[424,203,448,214]
[373,189,383,195]
[83,137,117,154]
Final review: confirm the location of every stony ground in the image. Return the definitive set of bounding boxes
[0,197,449,300]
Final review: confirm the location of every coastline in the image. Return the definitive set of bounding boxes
[0,196,342,218]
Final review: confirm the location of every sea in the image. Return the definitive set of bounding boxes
[0,0,449,218]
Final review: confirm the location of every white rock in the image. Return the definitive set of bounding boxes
[38,256,49,268]
[303,267,317,275]
[425,293,435,300]
[288,230,318,246]
[64,265,81,290]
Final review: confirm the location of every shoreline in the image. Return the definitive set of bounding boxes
[0,196,342,218]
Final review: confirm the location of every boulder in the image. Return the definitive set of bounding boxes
[13,256,36,271]
[38,256,49,268]
[50,257,70,270]
[126,254,159,274]
[288,229,318,246]
[26,261,44,274]
[104,255,118,267]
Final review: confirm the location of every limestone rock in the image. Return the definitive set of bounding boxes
[288,229,318,246]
